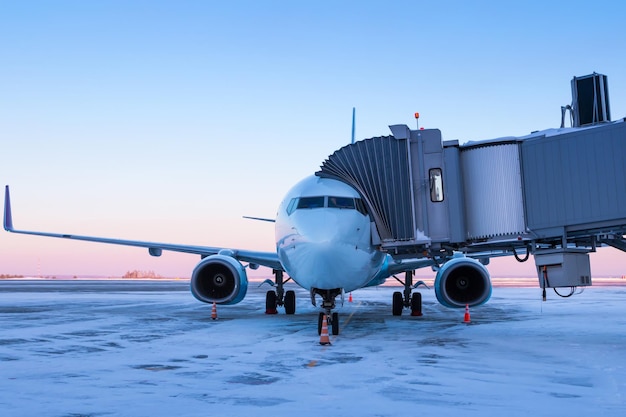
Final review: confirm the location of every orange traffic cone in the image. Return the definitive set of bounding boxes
[319,315,331,345]
[211,302,218,320]
[348,293,353,302]
[463,304,471,323]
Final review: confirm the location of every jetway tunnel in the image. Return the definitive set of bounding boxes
[317,73,626,289]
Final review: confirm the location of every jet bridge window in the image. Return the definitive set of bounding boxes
[296,196,325,209]
[429,168,444,202]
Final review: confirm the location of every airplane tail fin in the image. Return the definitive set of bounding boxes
[351,107,356,144]
[4,185,14,231]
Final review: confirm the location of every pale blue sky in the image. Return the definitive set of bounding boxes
[1,1,625,277]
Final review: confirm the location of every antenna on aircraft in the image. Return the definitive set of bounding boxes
[351,107,356,144]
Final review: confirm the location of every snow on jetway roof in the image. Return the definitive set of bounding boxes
[458,117,626,149]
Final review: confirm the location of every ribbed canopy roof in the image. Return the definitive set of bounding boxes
[316,136,414,241]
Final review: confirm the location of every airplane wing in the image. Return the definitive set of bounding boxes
[3,186,283,271]
[386,257,437,276]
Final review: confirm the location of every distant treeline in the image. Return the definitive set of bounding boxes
[122,270,163,279]
[0,274,25,278]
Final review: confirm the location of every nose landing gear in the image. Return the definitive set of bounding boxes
[311,288,342,335]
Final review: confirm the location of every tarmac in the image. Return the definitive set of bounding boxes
[1,279,625,416]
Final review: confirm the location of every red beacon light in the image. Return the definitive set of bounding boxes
[414,112,424,130]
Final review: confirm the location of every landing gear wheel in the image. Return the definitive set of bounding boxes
[318,312,325,335]
[265,291,278,314]
[392,291,403,316]
[411,292,423,316]
[284,290,296,315]
[331,312,339,335]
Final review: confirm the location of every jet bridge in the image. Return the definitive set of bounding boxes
[317,73,626,289]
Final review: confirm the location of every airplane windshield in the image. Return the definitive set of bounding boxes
[289,196,367,215]
[297,196,325,209]
[328,196,355,209]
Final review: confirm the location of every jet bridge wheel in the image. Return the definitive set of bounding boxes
[392,291,403,316]
[284,290,296,315]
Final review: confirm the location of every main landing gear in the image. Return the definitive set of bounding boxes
[311,288,342,336]
[263,269,296,315]
[262,272,341,335]
[392,270,427,317]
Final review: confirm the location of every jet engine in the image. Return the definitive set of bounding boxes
[434,257,491,308]
[190,254,248,305]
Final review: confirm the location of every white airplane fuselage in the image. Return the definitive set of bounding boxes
[275,175,386,293]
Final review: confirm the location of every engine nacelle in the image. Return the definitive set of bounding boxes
[190,255,248,305]
[434,257,492,308]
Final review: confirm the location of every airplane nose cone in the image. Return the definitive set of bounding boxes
[293,211,361,244]
[276,205,385,292]
[284,240,355,289]
[278,230,383,292]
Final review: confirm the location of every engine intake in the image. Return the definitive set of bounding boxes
[190,255,248,305]
[434,257,491,308]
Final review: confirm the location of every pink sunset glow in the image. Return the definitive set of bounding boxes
[1,2,624,281]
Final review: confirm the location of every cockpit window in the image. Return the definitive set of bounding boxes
[296,196,325,209]
[287,195,368,216]
[355,198,368,215]
[286,198,298,215]
[328,196,355,209]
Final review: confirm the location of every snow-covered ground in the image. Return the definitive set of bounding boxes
[1,280,625,416]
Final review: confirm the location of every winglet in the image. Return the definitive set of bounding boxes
[4,185,14,231]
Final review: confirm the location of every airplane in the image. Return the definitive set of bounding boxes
[6,73,625,336]
[3,171,490,336]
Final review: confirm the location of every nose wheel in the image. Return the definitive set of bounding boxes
[311,288,342,335]
[318,312,339,336]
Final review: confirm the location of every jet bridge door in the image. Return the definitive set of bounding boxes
[408,128,449,242]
